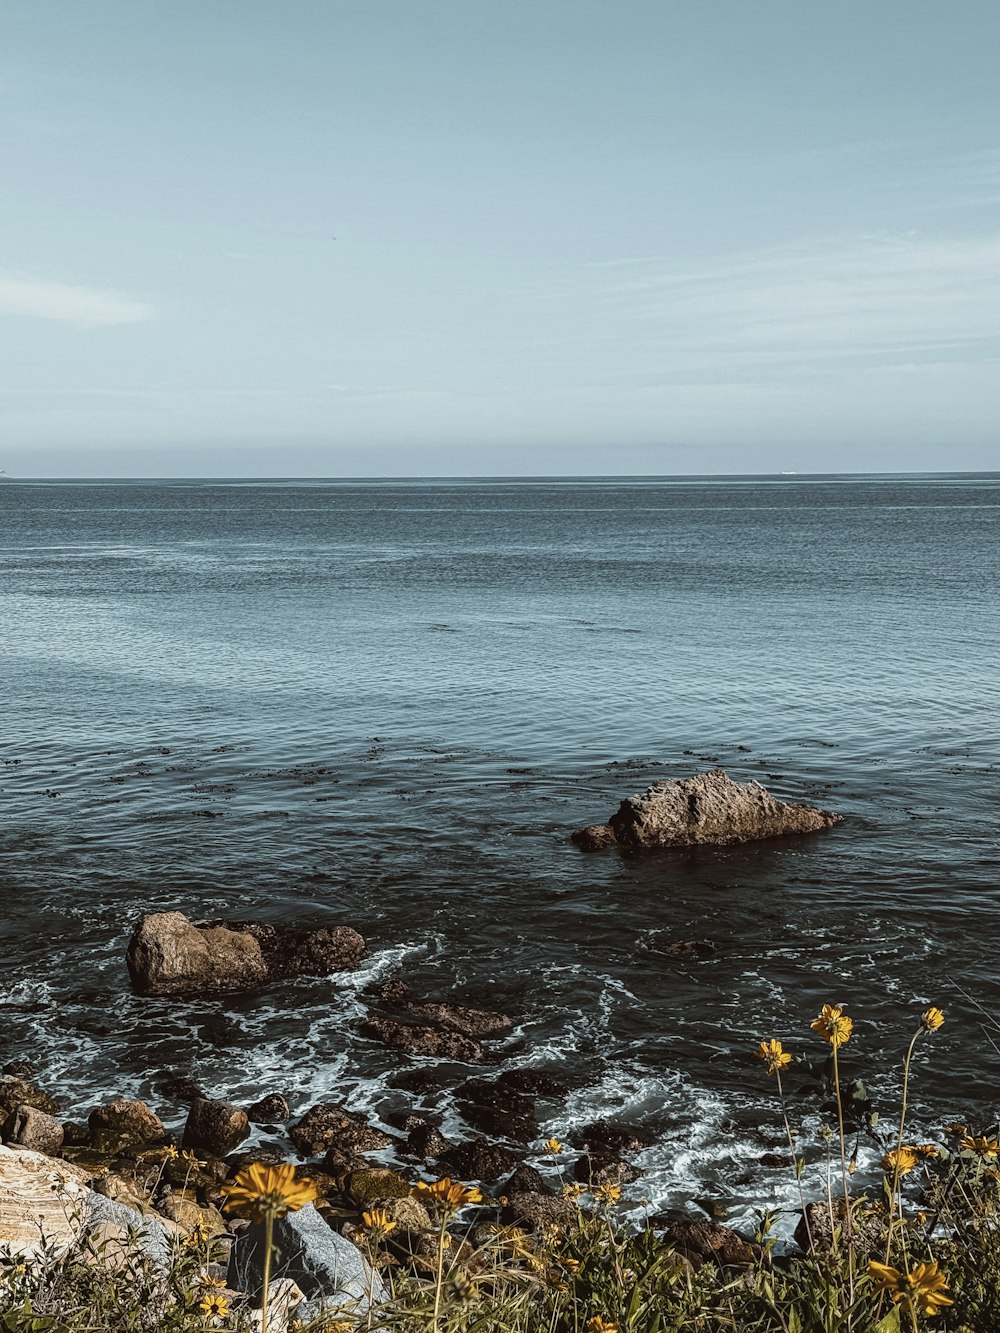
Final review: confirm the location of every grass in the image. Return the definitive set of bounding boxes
[3,1000,999,1333]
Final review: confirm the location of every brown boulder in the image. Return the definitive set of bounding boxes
[289,1104,396,1158]
[247,1093,291,1125]
[126,912,268,996]
[3,1105,64,1156]
[575,768,841,851]
[233,922,366,978]
[367,981,512,1039]
[0,1077,58,1118]
[657,1216,756,1268]
[437,1138,522,1182]
[88,1099,166,1153]
[358,1017,484,1062]
[182,1098,249,1157]
[500,1191,578,1232]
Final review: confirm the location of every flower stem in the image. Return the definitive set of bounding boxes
[831,1044,855,1311]
[776,1067,813,1252]
[432,1212,448,1333]
[261,1208,273,1333]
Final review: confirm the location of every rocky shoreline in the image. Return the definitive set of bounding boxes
[0,906,762,1321]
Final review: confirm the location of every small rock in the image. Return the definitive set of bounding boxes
[500,1191,578,1232]
[359,1017,485,1062]
[183,1098,250,1158]
[571,824,617,851]
[656,1217,756,1268]
[290,1105,395,1158]
[247,1094,291,1125]
[234,922,366,978]
[344,1167,413,1206]
[574,1119,653,1156]
[3,1105,64,1156]
[495,1069,569,1099]
[437,1138,522,1182]
[88,1099,166,1152]
[457,1101,537,1143]
[388,1069,445,1096]
[500,1164,550,1197]
[573,1155,642,1186]
[405,1123,453,1160]
[0,1077,58,1118]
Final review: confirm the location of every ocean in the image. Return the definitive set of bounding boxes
[2,474,998,1234]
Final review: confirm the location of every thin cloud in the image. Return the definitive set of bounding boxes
[0,274,155,325]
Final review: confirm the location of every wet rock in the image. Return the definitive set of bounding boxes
[2,1105,64,1156]
[247,1093,291,1125]
[127,912,269,996]
[457,1100,537,1143]
[290,1104,396,1158]
[228,1202,383,1316]
[88,1099,166,1153]
[574,1120,653,1156]
[366,981,512,1039]
[574,768,842,851]
[759,1152,793,1168]
[656,1216,756,1268]
[500,1191,578,1232]
[572,824,617,851]
[500,1164,550,1197]
[0,1077,58,1118]
[662,940,715,959]
[437,1138,522,1182]
[573,1155,642,1187]
[388,1069,445,1096]
[405,1122,453,1160]
[456,1077,535,1119]
[62,1121,90,1147]
[358,1017,484,1062]
[233,922,366,978]
[495,1069,569,1100]
[154,1072,206,1104]
[3,1062,34,1080]
[183,1098,250,1157]
[127,913,367,996]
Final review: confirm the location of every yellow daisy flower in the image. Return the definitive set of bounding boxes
[755,1038,793,1076]
[413,1177,483,1210]
[810,1003,853,1049]
[921,1006,945,1031]
[868,1259,953,1316]
[881,1147,919,1177]
[220,1162,320,1221]
[360,1208,397,1237]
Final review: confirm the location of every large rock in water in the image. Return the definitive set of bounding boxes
[573,768,841,851]
[126,911,366,996]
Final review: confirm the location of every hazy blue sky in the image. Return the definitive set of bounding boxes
[2,1,998,476]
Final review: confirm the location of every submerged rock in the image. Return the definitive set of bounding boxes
[366,980,513,1038]
[358,1016,485,1063]
[126,912,366,997]
[574,768,841,851]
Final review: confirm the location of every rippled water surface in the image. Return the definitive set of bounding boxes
[2,475,999,1229]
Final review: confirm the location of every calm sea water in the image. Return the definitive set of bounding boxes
[2,475,999,1230]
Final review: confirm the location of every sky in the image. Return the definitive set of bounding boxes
[1,1,998,477]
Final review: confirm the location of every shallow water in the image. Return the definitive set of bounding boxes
[2,474,998,1231]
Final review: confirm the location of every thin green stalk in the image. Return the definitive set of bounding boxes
[261,1208,273,1333]
[884,1029,921,1266]
[776,1066,813,1253]
[431,1211,449,1332]
[831,1044,855,1314]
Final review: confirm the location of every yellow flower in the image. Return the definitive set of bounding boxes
[360,1208,397,1237]
[184,1219,214,1248]
[199,1274,227,1290]
[562,1257,581,1273]
[586,1319,619,1333]
[921,1006,945,1032]
[562,1182,587,1200]
[180,1149,205,1168]
[199,1291,231,1319]
[594,1183,621,1205]
[881,1147,919,1177]
[220,1162,320,1221]
[868,1259,953,1316]
[755,1038,793,1076]
[413,1177,483,1210]
[913,1144,941,1159]
[161,1144,179,1161]
[810,1003,853,1049]
[960,1134,1000,1158]
[544,1137,564,1154]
